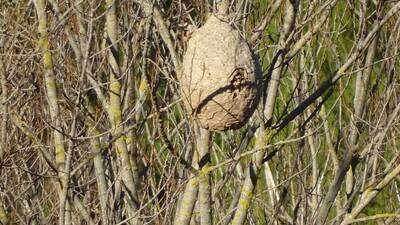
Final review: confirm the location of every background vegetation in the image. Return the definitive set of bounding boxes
[1,0,400,224]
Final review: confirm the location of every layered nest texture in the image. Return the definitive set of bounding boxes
[180,15,261,131]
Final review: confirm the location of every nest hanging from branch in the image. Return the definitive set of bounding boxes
[180,15,262,131]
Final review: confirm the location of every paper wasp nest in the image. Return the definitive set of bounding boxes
[180,15,261,131]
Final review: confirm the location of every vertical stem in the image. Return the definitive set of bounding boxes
[173,153,199,225]
[35,0,69,225]
[33,1,69,224]
[320,104,339,170]
[71,195,95,225]
[231,169,256,225]
[136,0,181,70]
[0,46,7,161]
[134,17,151,122]
[313,146,354,225]
[87,97,109,224]
[126,18,152,190]
[231,127,273,225]
[231,0,298,223]
[346,33,378,198]
[263,0,297,118]
[263,0,297,207]
[0,32,7,224]
[48,0,81,61]
[174,127,212,225]
[105,0,140,223]
[197,128,212,225]
[301,61,320,212]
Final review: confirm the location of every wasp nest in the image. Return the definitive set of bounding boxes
[180,15,261,131]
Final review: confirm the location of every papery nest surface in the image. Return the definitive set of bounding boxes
[180,15,262,131]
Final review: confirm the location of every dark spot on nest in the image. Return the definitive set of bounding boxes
[230,67,248,98]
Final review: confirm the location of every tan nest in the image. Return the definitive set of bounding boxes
[180,15,261,131]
